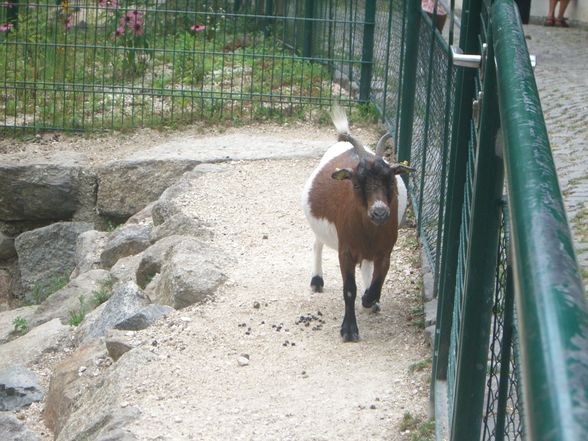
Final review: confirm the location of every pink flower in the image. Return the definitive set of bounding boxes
[112,25,125,39]
[190,24,206,33]
[0,22,13,32]
[98,0,118,8]
[130,23,144,36]
[64,15,74,30]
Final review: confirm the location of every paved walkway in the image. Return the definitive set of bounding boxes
[524,24,588,291]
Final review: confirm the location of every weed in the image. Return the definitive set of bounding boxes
[13,316,29,335]
[400,412,435,441]
[67,295,86,327]
[408,357,432,374]
[29,274,69,304]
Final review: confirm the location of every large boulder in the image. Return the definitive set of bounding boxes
[70,230,109,279]
[110,254,142,286]
[77,281,150,344]
[100,224,152,269]
[15,222,94,297]
[0,318,70,370]
[95,159,197,220]
[0,230,16,260]
[150,212,213,243]
[0,164,96,222]
[0,365,44,411]
[154,239,227,309]
[50,348,153,441]
[114,304,174,331]
[30,269,111,328]
[135,235,186,288]
[0,414,40,441]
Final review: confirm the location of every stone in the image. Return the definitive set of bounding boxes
[0,365,44,411]
[44,340,109,437]
[0,414,40,441]
[150,212,213,243]
[422,271,435,302]
[105,330,136,361]
[0,230,16,260]
[124,202,155,226]
[0,318,70,370]
[95,159,197,220]
[100,224,152,269]
[52,349,153,441]
[0,164,96,222]
[0,268,12,306]
[30,269,111,328]
[114,304,174,331]
[70,230,109,279]
[0,305,38,344]
[154,239,227,309]
[79,282,150,343]
[15,222,94,296]
[135,235,186,288]
[110,254,142,286]
[424,325,435,347]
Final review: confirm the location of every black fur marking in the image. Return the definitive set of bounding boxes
[341,274,359,342]
[310,276,324,293]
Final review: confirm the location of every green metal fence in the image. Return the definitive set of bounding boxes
[2,1,587,440]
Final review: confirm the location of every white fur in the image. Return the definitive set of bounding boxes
[360,260,374,290]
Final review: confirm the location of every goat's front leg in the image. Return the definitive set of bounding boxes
[361,256,390,312]
[339,249,359,342]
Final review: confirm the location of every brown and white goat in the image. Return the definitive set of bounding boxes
[302,107,414,342]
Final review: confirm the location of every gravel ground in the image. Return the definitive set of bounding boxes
[3,124,430,440]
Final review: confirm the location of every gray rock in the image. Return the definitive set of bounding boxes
[155,240,227,309]
[0,413,40,441]
[0,365,44,411]
[110,254,142,286]
[15,222,94,296]
[424,324,435,347]
[124,202,155,226]
[0,305,38,344]
[30,269,111,328]
[53,349,153,441]
[0,164,96,222]
[0,230,16,260]
[105,331,136,361]
[81,282,150,342]
[115,304,174,331]
[135,235,185,288]
[0,268,13,307]
[150,212,213,243]
[0,318,69,370]
[95,159,197,220]
[71,230,109,279]
[100,224,152,269]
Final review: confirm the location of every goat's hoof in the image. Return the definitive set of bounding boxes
[371,303,381,313]
[310,276,324,293]
[361,291,377,309]
[340,322,360,342]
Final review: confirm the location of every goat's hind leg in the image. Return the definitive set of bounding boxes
[310,239,325,292]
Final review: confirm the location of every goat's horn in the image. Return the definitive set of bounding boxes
[375,133,392,158]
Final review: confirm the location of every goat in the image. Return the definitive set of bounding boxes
[301,107,414,342]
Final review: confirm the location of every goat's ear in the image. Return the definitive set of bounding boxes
[391,161,416,175]
[331,168,353,181]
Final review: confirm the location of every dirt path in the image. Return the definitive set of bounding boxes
[119,157,430,440]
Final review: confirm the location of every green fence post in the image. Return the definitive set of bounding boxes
[359,0,376,102]
[397,0,421,166]
[303,0,314,59]
[493,1,588,439]
[450,24,504,441]
[432,0,482,382]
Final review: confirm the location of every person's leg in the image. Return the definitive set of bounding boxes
[556,0,570,26]
[545,0,557,25]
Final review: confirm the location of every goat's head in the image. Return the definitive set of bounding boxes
[331,133,414,226]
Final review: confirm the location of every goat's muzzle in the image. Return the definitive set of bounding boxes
[368,201,390,225]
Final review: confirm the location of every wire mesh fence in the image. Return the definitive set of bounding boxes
[0,0,374,132]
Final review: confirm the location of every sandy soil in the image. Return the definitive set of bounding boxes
[4,122,431,441]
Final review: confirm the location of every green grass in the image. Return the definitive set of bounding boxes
[400,412,435,441]
[408,357,432,374]
[29,274,69,305]
[92,279,113,306]
[12,316,29,336]
[67,295,87,327]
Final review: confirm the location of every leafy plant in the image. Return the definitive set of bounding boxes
[92,280,113,306]
[67,295,87,326]
[400,412,435,441]
[30,274,69,304]
[13,316,29,335]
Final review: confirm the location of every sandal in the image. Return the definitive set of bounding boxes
[555,18,569,27]
[544,17,555,26]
